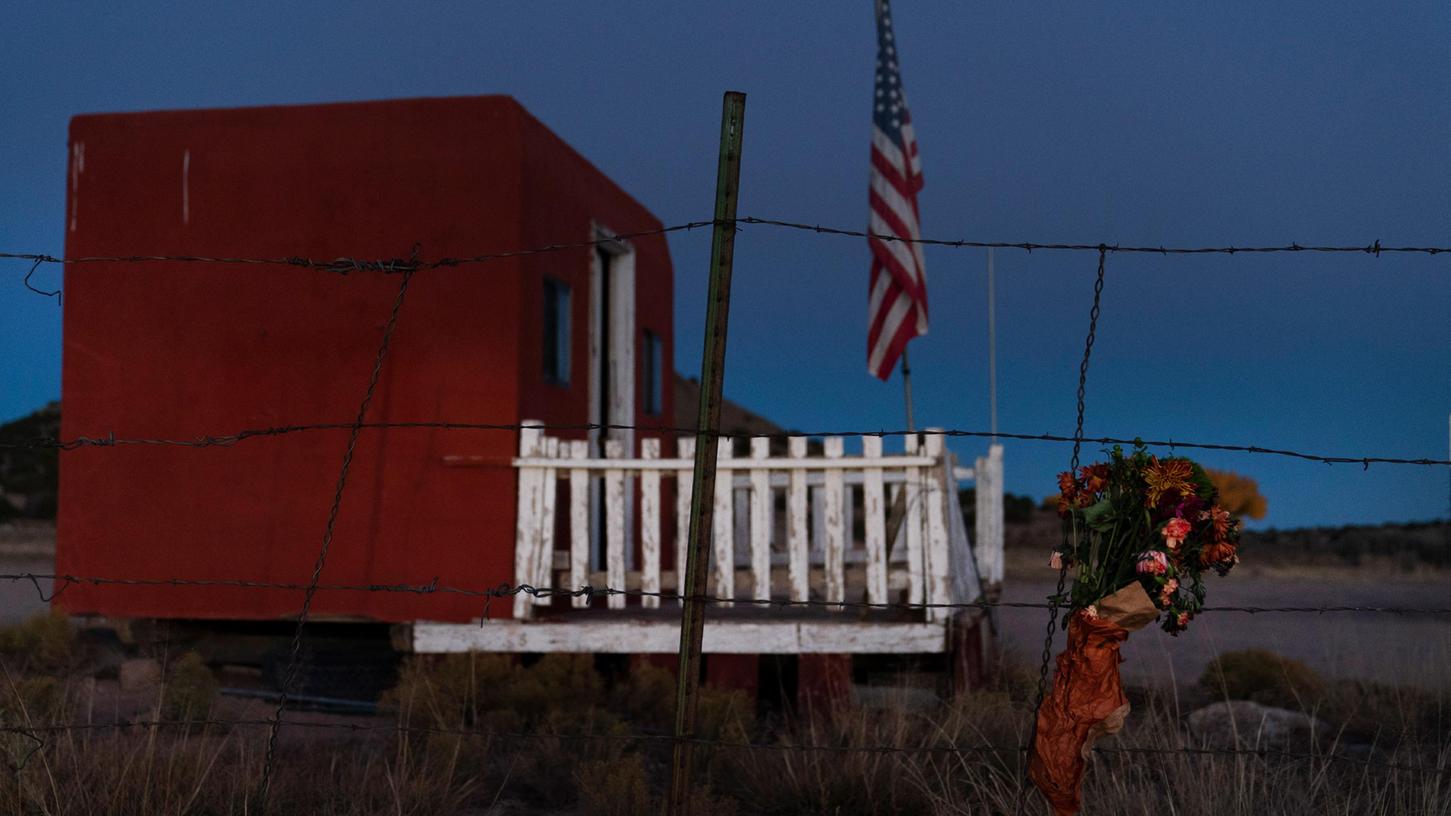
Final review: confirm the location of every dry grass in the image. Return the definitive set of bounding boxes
[0,616,1446,815]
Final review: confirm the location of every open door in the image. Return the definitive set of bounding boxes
[588,228,635,569]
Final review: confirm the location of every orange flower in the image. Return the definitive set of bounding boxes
[1144,457,1196,508]
[1159,578,1179,606]
[1078,463,1110,494]
[1205,506,1233,540]
[1200,540,1237,567]
[1057,471,1078,496]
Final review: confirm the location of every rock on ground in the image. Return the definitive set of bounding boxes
[1186,700,1328,751]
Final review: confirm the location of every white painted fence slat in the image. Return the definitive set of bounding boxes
[903,434,925,606]
[513,422,544,619]
[978,451,995,590]
[810,486,826,556]
[713,438,734,606]
[975,453,989,586]
[750,437,772,601]
[823,437,846,608]
[675,436,695,606]
[640,438,662,609]
[924,431,950,622]
[568,440,590,608]
[862,436,888,604]
[787,436,809,602]
[604,439,627,610]
[508,422,994,625]
[534,437,560,606]
[990,444,1005,585]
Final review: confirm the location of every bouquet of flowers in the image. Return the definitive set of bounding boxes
[1030,445,1244,816]
[1052,444,1242,633]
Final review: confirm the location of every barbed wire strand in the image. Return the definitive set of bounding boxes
[256,263,415,809]
[0,221,716,277]
[736,217,1451,256]
[11,573,1451,616]
[8,218,1451,274]
[4,421,1448,468]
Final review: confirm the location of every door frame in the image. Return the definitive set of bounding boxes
[588,223,636,569]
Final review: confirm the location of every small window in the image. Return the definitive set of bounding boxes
[643,330,663,416]
[543,278,570,386]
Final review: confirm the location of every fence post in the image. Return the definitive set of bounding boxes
[989,444,1005,585]
[642,438,663,609]
[513,421,544,620]
[668,90,746,816]
[923,430,950,623]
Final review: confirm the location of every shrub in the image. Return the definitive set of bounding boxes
[1199,649,1325,709]
[0,675,62,721]
[161,651,217,720]
[0,612,74,673]
[576,753,654,816]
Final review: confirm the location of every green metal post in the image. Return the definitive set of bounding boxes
[666,90,746,816]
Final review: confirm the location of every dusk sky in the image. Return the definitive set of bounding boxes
[4,2,1448,529]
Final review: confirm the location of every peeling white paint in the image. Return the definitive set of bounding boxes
[413,619,949,655]
[182,149,190,225]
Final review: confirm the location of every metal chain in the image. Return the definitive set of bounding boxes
[255,265,416,809]
[1016,247,1108,814]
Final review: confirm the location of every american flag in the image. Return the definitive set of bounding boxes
[866,0,928,381]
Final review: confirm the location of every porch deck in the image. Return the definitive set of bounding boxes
[410,424,1004,655]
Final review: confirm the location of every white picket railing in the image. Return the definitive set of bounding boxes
[511,422,1004,623]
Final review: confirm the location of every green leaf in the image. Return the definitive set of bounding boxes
[1083,498,1116,531]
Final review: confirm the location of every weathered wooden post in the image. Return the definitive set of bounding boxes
[666,90,746,816]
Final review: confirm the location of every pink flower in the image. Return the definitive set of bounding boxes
[1158,578,1179,606]
[1176,611,1191,628]
[1136,550,1168,575]
[1162,517,1192,549]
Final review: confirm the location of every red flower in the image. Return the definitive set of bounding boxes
[1162,517,1192,549]
[1078,463,1110,494]
[1135,550,1169,575]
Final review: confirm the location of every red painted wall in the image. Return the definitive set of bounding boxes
[515,107,674,450]
[57,96,672,623]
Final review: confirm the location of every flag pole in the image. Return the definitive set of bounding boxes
[901,348,917,433]
[987,247,997,443]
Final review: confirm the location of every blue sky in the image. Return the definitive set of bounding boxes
[3,2,1448,528]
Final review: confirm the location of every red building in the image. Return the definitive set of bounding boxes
[58,96,674,624]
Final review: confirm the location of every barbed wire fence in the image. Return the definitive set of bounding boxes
[2,217,1450,808]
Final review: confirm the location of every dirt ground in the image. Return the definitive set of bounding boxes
[999,557,1451,689]
[2,556,55,626]
[8,530,1449,690]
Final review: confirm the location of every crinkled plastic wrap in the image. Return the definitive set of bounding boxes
[1028,582,1158,816]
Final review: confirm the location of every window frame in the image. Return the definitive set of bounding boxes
[542,276,571,387]
[643,329,663,416]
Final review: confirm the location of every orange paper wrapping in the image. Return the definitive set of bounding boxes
[1027,582,1157,816]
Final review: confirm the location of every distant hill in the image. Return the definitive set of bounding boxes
[994,501,1450,569]
[0,402,59,520]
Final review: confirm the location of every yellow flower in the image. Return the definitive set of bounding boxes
[1144,457,1195,507]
